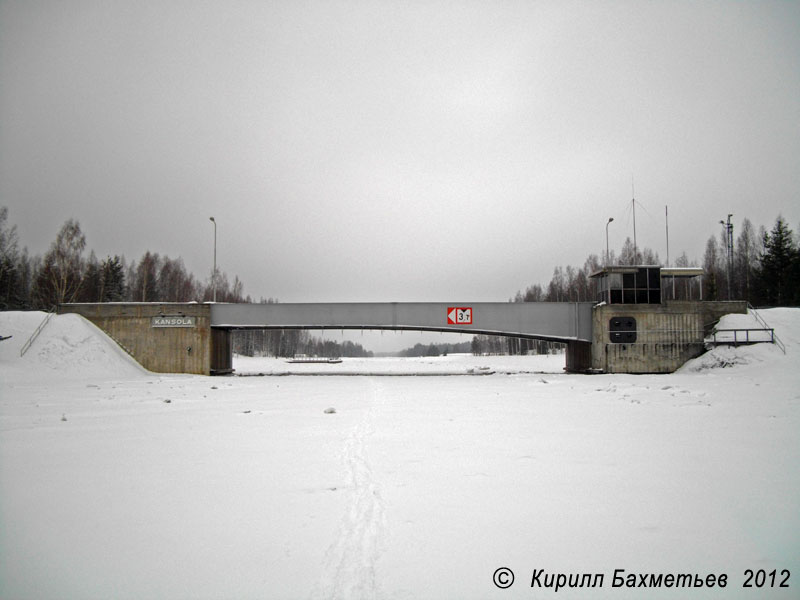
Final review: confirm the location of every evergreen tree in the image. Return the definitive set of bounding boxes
[101,256,126,301]
[78,252,103,302]
[757,216,798,305]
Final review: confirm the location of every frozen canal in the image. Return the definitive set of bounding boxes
[1,310,798,599]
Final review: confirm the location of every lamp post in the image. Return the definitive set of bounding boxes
[209,217,217,302]
[605,217,614,266]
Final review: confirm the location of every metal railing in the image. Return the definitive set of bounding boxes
[707,328,775,347]
[19,310,55,357]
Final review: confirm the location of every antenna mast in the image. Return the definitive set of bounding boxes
[665,205,669,266]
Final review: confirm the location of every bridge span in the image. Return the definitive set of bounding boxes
[210,302,594,342]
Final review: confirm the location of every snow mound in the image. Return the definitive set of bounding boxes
[0,311,148,381]
[681,345,764,372]
[680,307,799,373]
[755,306,800,349]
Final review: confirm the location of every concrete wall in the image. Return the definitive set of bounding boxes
[592,300,747,374]
[58,303,214,375]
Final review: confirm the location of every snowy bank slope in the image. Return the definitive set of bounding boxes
[0,309,798,599]
[683,307,796,373]
[0,311,147,381]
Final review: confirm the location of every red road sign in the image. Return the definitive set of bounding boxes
[447,307,473,325]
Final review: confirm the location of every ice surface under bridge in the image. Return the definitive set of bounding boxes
[210,302,595,342]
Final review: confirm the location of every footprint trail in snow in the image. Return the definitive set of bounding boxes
[314,380,387,600]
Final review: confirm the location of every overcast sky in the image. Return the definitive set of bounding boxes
[2,1,799,349]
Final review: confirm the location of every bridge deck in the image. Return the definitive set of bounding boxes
[211,302,594,343]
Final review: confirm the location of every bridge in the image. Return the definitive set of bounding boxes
[213,301,594,372]
[58,301,595,374]
[58,274,746,375]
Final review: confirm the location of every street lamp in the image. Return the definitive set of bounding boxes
[209,217,217,302]
[606,217,614,266]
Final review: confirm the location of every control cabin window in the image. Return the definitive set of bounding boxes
[596,267,662,305]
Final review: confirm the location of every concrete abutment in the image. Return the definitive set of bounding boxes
[592,300,747,374]
[58,303,231,375]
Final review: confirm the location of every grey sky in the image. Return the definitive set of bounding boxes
[2,1,799,329]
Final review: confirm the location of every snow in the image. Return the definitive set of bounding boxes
[0,311,146,381]
[1,310,799,599]
[234,353,567,376]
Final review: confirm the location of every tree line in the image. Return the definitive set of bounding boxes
[0,207,372,358]
[702,216,800,305]
[233,328,373,359]
[512,215,800,307]
[399,341,473,357]
[394,337,564,357]
[470,335,564,356]
[4,208,797,358]
[0,208,249,309]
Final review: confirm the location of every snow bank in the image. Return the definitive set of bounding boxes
[0,311,147,381]
[682,307,797,373]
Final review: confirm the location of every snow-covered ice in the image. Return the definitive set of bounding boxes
[1,309,798,599]
[234,353,566,377]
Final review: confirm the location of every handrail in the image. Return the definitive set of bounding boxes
[708,328,773,347]
[746,303,786,354]
[746,303,768,328]
[713,328,775,332]
[20,310,55,357]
